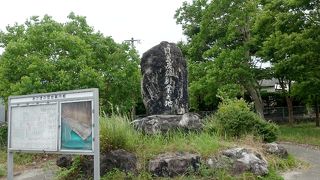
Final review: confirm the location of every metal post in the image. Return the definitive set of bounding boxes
[93,89,100,180]
[7,151,13,180]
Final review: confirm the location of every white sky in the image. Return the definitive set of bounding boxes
[0,0,190,56]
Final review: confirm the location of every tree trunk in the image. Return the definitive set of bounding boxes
[315,95,319,127]
[286,96,294,126]
[278,78,294,125]
[245,84,264,119]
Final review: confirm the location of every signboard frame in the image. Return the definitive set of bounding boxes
[7,88,100,180]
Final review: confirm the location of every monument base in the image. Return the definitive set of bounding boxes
[132,113,203,135]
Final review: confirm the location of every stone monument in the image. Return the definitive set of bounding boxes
[141,41,188,115]
[132,42,202,134]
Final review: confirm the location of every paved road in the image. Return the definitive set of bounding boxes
[281,143,320,180]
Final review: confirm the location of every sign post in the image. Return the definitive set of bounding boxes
[7,88,99,180]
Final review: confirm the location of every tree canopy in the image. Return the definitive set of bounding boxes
[176,0,320,123]
[176,0,265,117]
[256,0,320,125]
[0,13,141,113]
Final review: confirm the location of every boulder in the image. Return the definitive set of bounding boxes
[100,149,138,175]
[140,41,188,115]
[65,149,137,177]
[262,142,288,158]
[148,152,200,177]
[132,113,202,134]
[221,148,269,176]
[207,155,234,170]
[56,155,73,168]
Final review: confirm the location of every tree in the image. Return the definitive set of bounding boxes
[176,0,266,118]
[256,0,320,125]
[0,13,141,113]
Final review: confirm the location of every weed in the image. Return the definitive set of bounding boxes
[279,122,320,146]
[100,112,140,153]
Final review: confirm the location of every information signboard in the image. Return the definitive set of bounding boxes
[10,103,58,151]
[7,89,100,180]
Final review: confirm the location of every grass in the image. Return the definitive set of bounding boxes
[1,114,303,179]
[0,148,54,178]
[99,113,225,159]
[279,122,320,147]
[81,114,295,179]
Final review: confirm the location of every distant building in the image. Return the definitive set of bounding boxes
[260,78,289,93]
[0,98,4,123]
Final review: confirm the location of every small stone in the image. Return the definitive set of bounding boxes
[263,142,288,158]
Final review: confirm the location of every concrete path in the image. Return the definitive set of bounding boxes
[14,168,56,180]
[281,143,320,180]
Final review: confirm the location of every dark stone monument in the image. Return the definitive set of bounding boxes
[140,41,188,115]
[133,42,203,134]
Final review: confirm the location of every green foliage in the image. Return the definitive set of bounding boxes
[14,153,37,165]
[0,123,7,149]
[256,0,320,123]
[270,154,299,172]
[255,121,279,143]
[188,61,220,111]
[99,113,140,153]
[0,164,5,177]
[0,13,141,113]
[175,0,265,116]
[206,99,279,142]
[258,168,283,180]
[101,169,133,180]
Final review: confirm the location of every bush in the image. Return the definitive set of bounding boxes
[0,123,7,149]
[206,99,279,142]
[255,121,279,142]
[99,113,140,153]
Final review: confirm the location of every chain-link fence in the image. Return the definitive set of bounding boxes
[264,106,318,123]
[194,106,319,124]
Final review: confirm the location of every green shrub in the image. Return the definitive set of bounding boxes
[206,99,279,142]
[255,121,279,143]
[99,113,140,153]
[0,123,8,149]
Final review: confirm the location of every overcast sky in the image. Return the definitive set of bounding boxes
[0,0,190,56]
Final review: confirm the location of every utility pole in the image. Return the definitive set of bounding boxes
[124,37,140,48]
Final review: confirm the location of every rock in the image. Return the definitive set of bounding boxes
[100,149,138,175]
[179,113,203,130]
[263,142,288,158]
[141,41,188,115]
[56,155,73,168]
[148,152,200,177]
[222,148,269,176]
[207,155,234,170]
[132,113,202,134]
[72,150,137,177]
